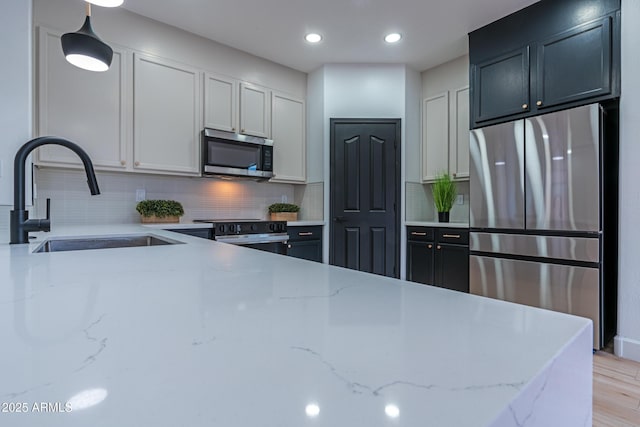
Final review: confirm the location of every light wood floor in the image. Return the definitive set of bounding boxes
[593,351,640,426]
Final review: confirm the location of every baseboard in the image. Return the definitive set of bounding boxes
[614,335,640,362]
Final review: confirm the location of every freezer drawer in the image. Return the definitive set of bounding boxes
[470,255,600,348]
[470,232,600,263]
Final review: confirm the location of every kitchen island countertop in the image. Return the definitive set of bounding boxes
[0,225,592,426]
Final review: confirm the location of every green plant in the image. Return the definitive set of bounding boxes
[136,200,184,217]
[432,173,457,213]
[268,203,300,213]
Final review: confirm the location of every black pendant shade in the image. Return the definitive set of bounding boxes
[61,14,113,72]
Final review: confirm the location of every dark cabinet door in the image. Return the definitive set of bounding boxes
[406,240,435,285]
[288,240,322,262]
[536,16,612,110]
[435,244,469,293]
[472,46,530,125]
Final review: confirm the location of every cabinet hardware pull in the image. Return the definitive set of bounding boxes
[437,245,441,250]
[442,234,460,238]
[298,232,313,236]
[428,244,432,249]
[288,244,291,249]
[134,161,140,166]
[522,103,528,109]
[411,232,427,236]
[241,129,245,133]
[232,127,236,131]
[120,160,126,166]
[536,100,542,106]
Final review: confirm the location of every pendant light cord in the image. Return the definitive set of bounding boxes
[86,2,91,17]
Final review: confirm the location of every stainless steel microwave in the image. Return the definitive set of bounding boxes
[201,128,274,179]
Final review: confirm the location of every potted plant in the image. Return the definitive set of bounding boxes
[432,173,457,223]
[268,203,300,221]
[136,200,184,223]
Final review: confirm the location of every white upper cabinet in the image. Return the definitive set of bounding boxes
[240,82,271,138]
[133,53,201,175]
[36,27,128,170]
[421,56,470,182]
[270,92,306,183]
[421,88,470,182]
[422,92,449,182]
[451,86,470,179]
[204,73,238,133]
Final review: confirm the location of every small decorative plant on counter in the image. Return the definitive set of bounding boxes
[136,200,184,224]
[268,203,300,221]
[432,172,457,223]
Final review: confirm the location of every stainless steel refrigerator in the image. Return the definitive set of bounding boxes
[469,103,618,349]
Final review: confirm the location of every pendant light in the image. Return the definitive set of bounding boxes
[61,2,113,72]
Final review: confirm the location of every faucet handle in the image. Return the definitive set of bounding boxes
[46,198,51,220]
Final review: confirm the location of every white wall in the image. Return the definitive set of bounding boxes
[615,0,640,361]
[0,0,32,242]
[310,63,421,276]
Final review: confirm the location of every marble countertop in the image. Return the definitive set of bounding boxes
[405,221,469,228]
[0,225,591,426]
[142,220,325,229]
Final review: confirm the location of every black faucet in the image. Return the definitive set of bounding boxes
[10,137,100,244]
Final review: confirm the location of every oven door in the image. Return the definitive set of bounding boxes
[215,234,289,255]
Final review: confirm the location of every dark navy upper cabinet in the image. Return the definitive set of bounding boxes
[536,16,612,110]
[469,0,620,128]
[472,46,530,123]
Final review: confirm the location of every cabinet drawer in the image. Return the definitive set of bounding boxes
[437,229,469,245]
[407,227,435,242]
[288,226,322,241]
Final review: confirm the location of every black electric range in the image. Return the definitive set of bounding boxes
[193,219,289,254]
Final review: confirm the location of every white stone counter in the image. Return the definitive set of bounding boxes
[405,221,470,228]
[0,225,592,426]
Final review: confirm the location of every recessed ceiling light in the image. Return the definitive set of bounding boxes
[305,33,322,43]
[384,33,402,43]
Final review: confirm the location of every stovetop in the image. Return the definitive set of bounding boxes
[193,219,287,236]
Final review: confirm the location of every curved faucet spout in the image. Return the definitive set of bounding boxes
[10,137,100,244]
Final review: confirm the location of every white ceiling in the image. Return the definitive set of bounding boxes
[121,0,539,73]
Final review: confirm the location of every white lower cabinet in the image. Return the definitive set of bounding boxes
[36,27,127,170]
[270,92,306,183]
[133,53,201,175]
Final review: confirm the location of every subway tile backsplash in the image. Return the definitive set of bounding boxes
[405,180,470,223]
[33,168,304,225]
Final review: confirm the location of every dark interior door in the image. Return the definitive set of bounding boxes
[330,118,400,278]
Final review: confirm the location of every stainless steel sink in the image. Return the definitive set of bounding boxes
[32,234,183,253]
